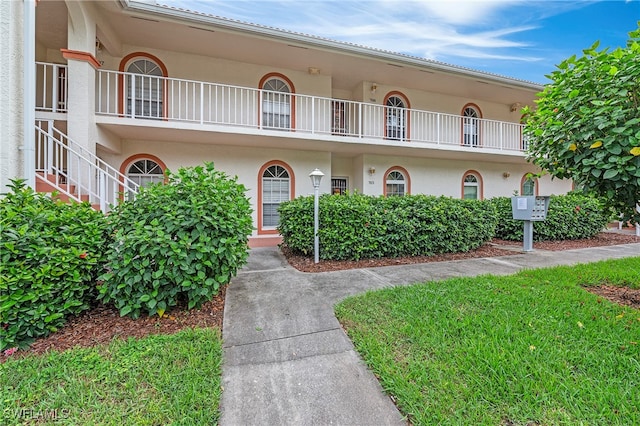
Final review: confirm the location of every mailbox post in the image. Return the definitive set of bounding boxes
[511,196,550,252]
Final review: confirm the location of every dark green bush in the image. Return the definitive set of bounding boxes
[98,162,252,318]
[0,180,108,350]
[278,193,497,261]
[490,193,609,241]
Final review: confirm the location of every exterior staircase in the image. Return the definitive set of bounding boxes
[34,120,139,212]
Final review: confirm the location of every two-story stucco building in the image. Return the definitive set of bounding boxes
[1,0,571,247]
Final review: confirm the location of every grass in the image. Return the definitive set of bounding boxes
[335,257,640,425]
[0,328,222,426]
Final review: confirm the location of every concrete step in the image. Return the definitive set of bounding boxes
[35,172,75,194]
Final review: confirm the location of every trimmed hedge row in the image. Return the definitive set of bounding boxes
[490,193,610,241]
[279,192,610,261]
[278,193,498,260]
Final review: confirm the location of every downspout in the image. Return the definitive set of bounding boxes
[22,0,36,188]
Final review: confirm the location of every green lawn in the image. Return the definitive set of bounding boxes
[336,257,640,425]
[0,328,222,425]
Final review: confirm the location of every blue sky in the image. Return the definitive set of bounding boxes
[161,0,639,84]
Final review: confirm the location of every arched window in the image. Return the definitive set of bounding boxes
[462,171,483,200]
[462,104,481,147]
[119,53,167,119]
[259,161,294,232]
[127,158,164,186]
[385,93,409,141]
[120,154,167,189]
[384,166,410,196]
[260,74,294,130]
[521,174,538,196]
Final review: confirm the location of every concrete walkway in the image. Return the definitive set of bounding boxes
[219,242,640,425]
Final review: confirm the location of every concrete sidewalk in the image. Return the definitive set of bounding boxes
[219,242,640,425]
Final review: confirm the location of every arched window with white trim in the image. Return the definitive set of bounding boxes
[125,58,164,119]
[126,158,165,187]
[262,77,292,129]
[462,104,481,147]
[261,163,292,228]
[521,175,538,196]
[385,168,409,196]
[385,94,408,141]
[462,172,482,200]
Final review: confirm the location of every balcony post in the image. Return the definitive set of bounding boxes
[51,64,59,113]
[358,103,362,138]
[311,96,315,134]
[130,74,136,118]
[258,89,263,129]
[200,82,204,124]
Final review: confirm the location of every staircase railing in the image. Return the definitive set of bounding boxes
[35,120,139,212]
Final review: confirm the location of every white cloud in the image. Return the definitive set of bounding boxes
[158,0,594,72]
[401,0,524,26]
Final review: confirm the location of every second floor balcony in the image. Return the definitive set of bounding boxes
[36,63,528,153]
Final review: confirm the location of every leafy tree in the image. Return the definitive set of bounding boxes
[524,24,640,223]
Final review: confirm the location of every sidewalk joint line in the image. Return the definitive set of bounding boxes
[484,257,522,268]
[237,267,293,275]
[223,326,342,349]
[358,268,392,285]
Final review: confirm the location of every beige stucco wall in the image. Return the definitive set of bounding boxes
[359,154,571,198]
[97,139,570,236]
[0,0,24,194]
[98,140,332,235]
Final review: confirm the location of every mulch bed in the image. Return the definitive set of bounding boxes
[2,232,639,362]
[2,287,225,362]
[283,232,640,273]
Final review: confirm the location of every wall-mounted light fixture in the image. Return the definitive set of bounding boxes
[510,102,522,113]
[368,167,376,175]
[370,83,378,94]
[308,67,320,75]
[503,172,511,179]
[95,38,103,53]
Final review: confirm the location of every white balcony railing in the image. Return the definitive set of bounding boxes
[36,63,526,152]
[36,62,68,113]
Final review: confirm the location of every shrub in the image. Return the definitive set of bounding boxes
[278,193,497,261]
[490,193,609,241]
[0,180,108,350]
[98,162,252,318]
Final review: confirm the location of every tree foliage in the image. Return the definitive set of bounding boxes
[524,24,640,222]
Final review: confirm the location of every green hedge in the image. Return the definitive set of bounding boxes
[490,193,609,241]
[0,180,108,350]
[98,163,253,318]
[278,193,498,260]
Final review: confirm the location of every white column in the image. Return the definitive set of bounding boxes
[64,1,99,197]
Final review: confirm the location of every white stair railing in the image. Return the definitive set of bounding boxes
[35,120,139,212]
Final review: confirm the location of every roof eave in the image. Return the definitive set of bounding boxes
[119,0,544,91]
